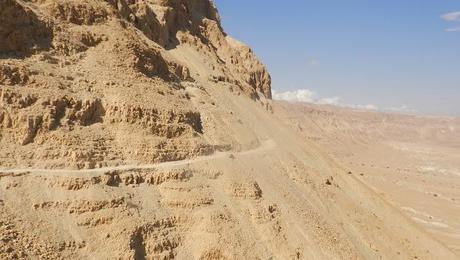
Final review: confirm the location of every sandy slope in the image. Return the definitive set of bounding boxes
[1,82,459,259]
[1,0,459,259]
[274,101,460,257]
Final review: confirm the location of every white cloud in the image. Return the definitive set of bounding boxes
[348,104,378,110]
[272,89,378,111]
[308,59,319,66]
[445,27,460,32]
[441,11,460,22]
[317,97,340,105]
[272,89,316,103]
[385,105,418,113]
[441,11,460,32]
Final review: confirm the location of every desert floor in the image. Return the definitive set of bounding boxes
[275,101,460,256]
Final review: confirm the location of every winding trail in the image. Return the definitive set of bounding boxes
[0,139,276,176]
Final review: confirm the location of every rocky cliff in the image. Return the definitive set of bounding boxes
[1,2,458,259]
[0,0,272,169]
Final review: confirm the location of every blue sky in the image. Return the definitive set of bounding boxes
[214,0,460,116]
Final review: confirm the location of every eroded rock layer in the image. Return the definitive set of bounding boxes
[2,1,456,260]
[0,0,271,169]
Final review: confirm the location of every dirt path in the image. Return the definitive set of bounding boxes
[0,139,276,176]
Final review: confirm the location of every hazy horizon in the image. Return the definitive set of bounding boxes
[215,0,460,117]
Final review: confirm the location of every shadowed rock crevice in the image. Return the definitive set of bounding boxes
[0,0,52,57]
[107,0,222,50]
[130,229,147,260]
[0,64,32,85]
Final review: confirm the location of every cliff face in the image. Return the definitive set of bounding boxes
[0,0,271,97]
[119,0,272,98]
[2,2,459,260]
[0,0,271,168]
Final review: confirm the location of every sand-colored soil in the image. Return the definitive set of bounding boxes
[1,0,459,259]
[275,101,460,257]
[2,84,459,259]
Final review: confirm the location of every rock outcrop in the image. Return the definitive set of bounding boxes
[1,2,459,260]
[0,0,271,168]
[0,0,52,54]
